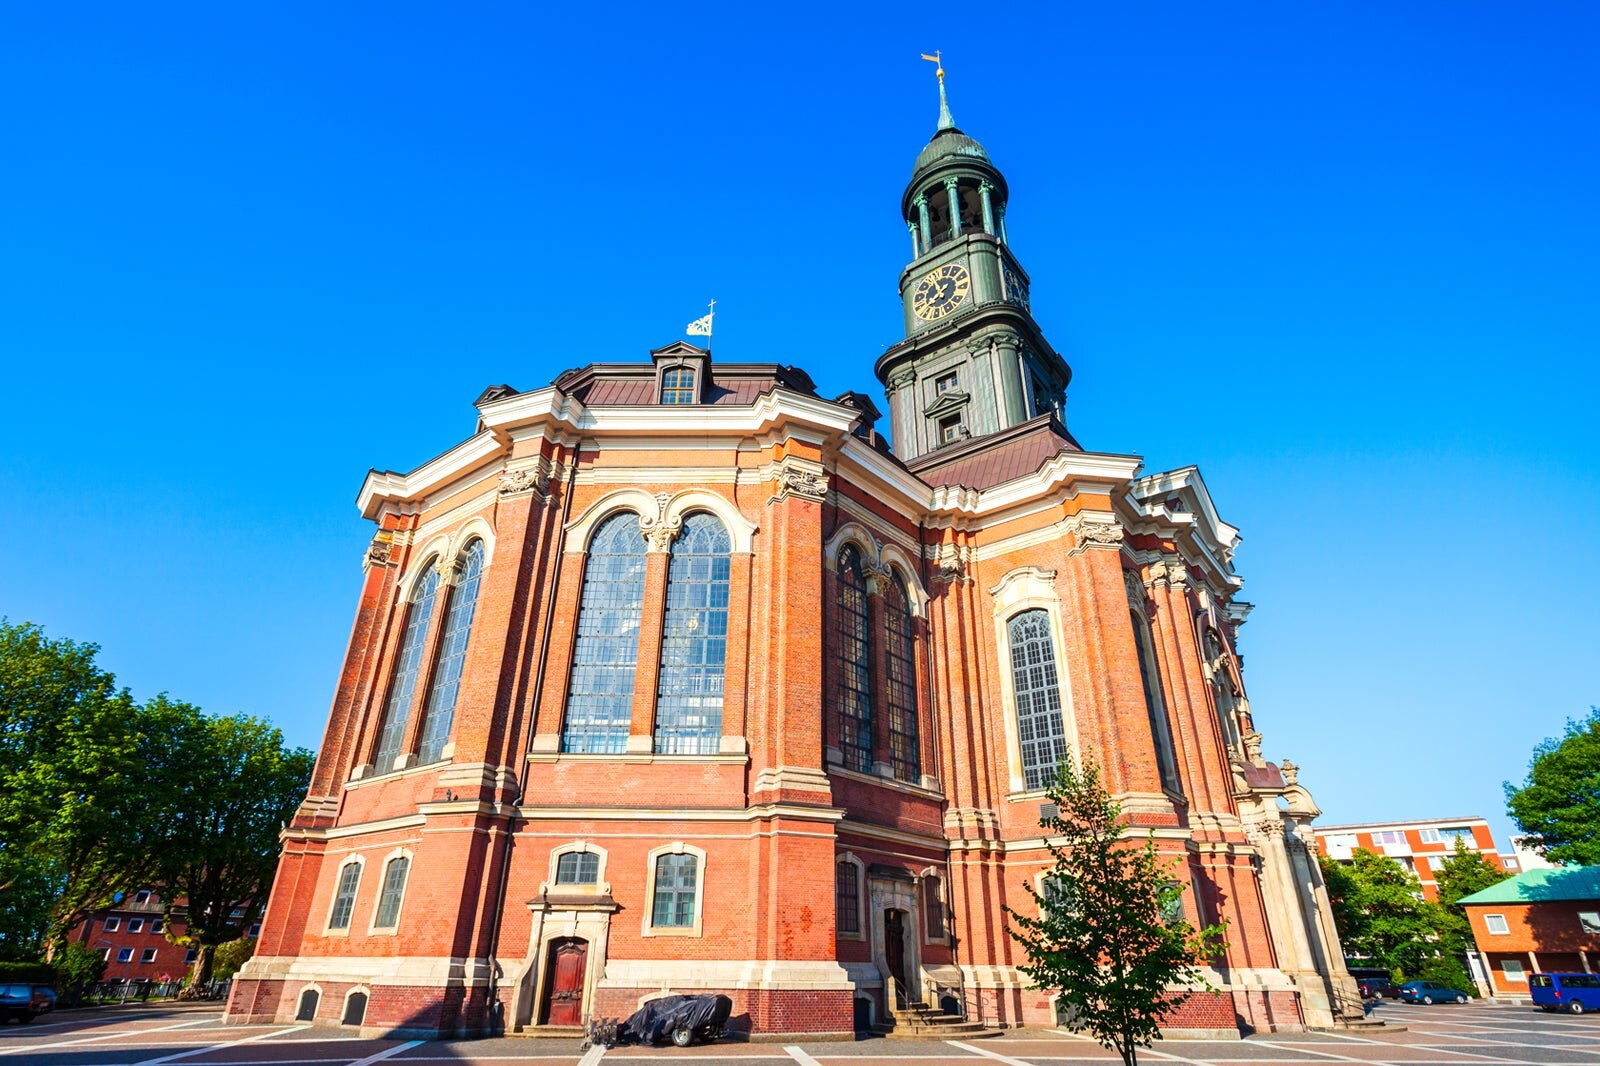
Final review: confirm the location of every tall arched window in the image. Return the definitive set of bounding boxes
[372,856,410,929]
[373,567,440,771]
[1008,609,1068,791]
[835,545,874,773]
[883,573,921,782]
[562,513,648,754]
[654,513,732,754]
[416,540,485,764]
[1129,609,1182,795]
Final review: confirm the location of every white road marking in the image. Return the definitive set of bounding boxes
[341,1040,426,1066]
[0,1016,218,1055]
[575,1040,607,1066]
[130,1023,311,1066]
[783,1046,824,1066]
[944,1040,1036,1066]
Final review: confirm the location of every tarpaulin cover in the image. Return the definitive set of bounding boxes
[619,993,733,1044]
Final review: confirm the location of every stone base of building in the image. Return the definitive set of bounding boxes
[589,985,853,1038]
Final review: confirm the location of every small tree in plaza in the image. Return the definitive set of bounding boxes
[1006,753,1228,1066]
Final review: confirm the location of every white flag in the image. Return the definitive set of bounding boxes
[687,313,713,337]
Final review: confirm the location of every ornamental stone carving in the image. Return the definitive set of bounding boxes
[930,543,970,584]
[889,370,916,391]
[364,534,395,570]
[1280,758,1299,786]
[1244,817,1285,843]
[1064,515,1124,555]
[644,522,681,553]
[769,463,829,504]
[497,467,548,499]
[434,556,461,585]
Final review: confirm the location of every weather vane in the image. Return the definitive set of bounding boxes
[920,50,945,80]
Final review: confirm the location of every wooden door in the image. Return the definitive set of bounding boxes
[884,910,907,992]
[540,938,588,1027]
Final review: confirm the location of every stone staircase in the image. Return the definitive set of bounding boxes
[874,998,994,1039]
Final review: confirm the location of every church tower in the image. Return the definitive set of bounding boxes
[876,63,1073,461]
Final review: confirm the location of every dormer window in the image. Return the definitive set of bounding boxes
[939,414,963,444]
[662,367,696,405]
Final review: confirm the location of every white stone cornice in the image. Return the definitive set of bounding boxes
[357,430,505,520]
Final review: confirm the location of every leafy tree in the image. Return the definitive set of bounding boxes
[1423,839,1511,997]
[1319,849,1446,979]
[1505,707,1600,866]
[212,937,256,983]
[50,940,107,995]
[1006,753,1227,1066]
[144,700,314,990]
[0,621,157,946]
[1435,838,1511,910]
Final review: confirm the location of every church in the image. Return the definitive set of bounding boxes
[226,72,1363,1040]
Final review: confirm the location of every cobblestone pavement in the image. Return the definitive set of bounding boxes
[1,1001,1594,1066]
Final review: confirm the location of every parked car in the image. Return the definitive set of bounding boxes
[1,983,40,1023]
[1531,973,1600,1015]
[1359,976,1399,999]
[1398,980,1470,1005]
[29,986,55,1016]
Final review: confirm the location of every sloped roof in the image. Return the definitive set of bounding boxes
[1458,865,1600,905]
[909,414,1081,491]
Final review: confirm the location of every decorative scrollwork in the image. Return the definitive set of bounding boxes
[1065,515,1124,555]
[497,467,548,498]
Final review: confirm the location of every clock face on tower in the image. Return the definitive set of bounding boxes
[912,263,972,321]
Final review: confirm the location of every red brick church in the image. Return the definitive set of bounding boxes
[226,75,1363,1039]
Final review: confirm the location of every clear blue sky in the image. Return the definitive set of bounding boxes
[3,3,1595,850]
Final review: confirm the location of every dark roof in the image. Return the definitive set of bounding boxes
[1458,866,1600,905]
[551,363,819,407]
[908,414,1082,491]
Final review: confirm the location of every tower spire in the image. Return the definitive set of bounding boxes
[920,51,955,131]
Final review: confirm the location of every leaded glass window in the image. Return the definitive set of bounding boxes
[373,857,409,928]
[1130,610,1181,795]
[924,876,945,940]
[373,568,440,770]
[327,862,361,931]
[555,851,600,885]
[884,574,921,782]
[562,513,648,753]
[836,862,860,935]
[652,853,698,928]
[661,368,696,404]
[835,546,874,773]
[654,514,731,754]
[1009,609,1068,791]
[416,540,485,764]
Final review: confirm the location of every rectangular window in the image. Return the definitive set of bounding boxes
[1441,827,1475,843]
[185,948,198,963]
[1579,911,1600,934]
[134,890,151,905]
[117,948,134,963]
[327,862,362,931]
[652,854,698,928]
[151,919,164,934]
[555,852,600,886]
[1374,830,1406,845]
[661,368,696,404]
[247,923,261,937]
[1485,913,1510,935]
[1502,959,1526,982]
[373,857,410,928]
[101,948,112,962]
[836,863,859,936]
[141,948,157,963]
[939,414,962,444]
[924,878,946,941]
[935,372,958,394]
[1418,828,1442,843]
[104,917,121,932]
[128,918,144,933]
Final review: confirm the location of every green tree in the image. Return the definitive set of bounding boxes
[1424,839,1511,996]
[1505,707,1600,866]
[211,937,256,983]
[144,700,314,990]
[1319,849,1448,979]
[50,940,107,998]
[1006,754,1227,1066]
[0,621,157,947]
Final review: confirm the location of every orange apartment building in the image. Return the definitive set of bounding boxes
[1314,818,1510,900]
[225,80,1363,1039]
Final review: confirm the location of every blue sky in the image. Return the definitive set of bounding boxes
[2,3,1595,850]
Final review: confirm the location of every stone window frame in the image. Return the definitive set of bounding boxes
[660,365,697,405]
[546,840,611,895]
[323,855,366,937]
[1125,571,1183,798]
[919,866,948,945]
[990,567,1079,798]
[641,842,706,939]
[340,986,371,1027]
[835,852,867,941]
[295,984,323,1021]
[368,847,414,935]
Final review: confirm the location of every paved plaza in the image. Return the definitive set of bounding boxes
[1,1002,1595,1066]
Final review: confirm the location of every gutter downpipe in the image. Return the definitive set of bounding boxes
[484,441,581,1034]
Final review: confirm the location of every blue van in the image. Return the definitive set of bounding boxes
[1530,973,1600,1014]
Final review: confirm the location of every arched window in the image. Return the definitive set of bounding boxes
[562,513,648,754]
[654,513,732,754]
[835,860,861,936]
[373,568,440,771]
[372,856,410,929]
[1129,610,1181,795]
[661,367,696,404]
[556,852,600,885]
[835,546,874,773]
[1008,609,1068,791]
[883,574,921,782]
[327,861,362,931]
[416,540,485,764]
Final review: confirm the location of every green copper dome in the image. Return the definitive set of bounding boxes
[911,126,991,180]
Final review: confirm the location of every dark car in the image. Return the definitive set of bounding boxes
[30,987,55,1016]
[598,993,733,1048]
[1399,980,1469,1005]
[1359,977,1399,999]
[1,983,39,1023]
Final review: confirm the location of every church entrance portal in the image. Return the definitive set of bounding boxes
[539,938,588,1027]
[884,909,909,998]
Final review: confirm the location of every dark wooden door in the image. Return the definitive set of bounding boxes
[540,938,588,1027]
[884,910,907,991]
